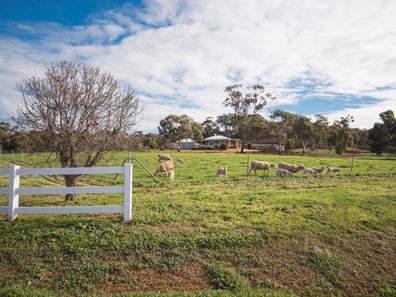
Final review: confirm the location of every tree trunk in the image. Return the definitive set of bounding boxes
[64,175,78,201]
[278,138,282,155]
[240,142,245,153]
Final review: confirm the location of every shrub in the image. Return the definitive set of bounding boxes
[220,143,229,150]
[203,263,248,291]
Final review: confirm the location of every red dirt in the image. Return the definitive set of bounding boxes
[0,265,16,276]
[93,264,210,294]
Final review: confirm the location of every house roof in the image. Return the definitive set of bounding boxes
[202,135,232,141]
[180,138,195,143]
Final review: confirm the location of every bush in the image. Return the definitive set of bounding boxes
[220,143,229,150]
[203,263,248,291]
[250,144,258,150]
[285,139,295,150]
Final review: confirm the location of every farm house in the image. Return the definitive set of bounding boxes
[201,135,241,149]
[179,138,200,150]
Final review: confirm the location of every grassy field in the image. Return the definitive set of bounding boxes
[0,151,395,297]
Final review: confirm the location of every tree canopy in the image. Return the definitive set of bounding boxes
[223,84,276,152]
[158,114,203,144]
[368,110,396,155]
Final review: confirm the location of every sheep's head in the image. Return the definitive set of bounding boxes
[270,163,276,168]
[154,167,161,176]
[297,165,305,171]
[167,170,175,180]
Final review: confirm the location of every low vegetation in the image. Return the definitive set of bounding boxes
[0,151,395,297]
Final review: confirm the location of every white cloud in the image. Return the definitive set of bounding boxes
[0,0,395,131]
[325,89,396,128]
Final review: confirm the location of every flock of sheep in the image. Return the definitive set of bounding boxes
[154,154,341,180]
[249,160,341,177]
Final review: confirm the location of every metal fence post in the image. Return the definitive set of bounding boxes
[8,165,20,221]
[123,163,132,222]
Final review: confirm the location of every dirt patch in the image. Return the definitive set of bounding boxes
[220,235,396,297]
[93,264,210,294]
[0,265,17,276]
[40,268,62,282]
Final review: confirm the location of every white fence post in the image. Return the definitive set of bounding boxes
[1,165,132,221]
[8,165,20,221]
[123,163,132,222]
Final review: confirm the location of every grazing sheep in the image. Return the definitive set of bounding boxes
[167,169,175,180]
[278,162,305,173]
[276,168,293,177]
[249,160,276,175]
[216,166,228,178]
[154,160,174,176]
[327,167,341,174]
[312,166,325,174]
[176,157,185,165]
[303,168,317,175]
[158,154,172,162]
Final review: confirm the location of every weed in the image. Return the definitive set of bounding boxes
[203,263,248,291]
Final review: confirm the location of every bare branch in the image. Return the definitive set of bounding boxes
[15,61,143,201]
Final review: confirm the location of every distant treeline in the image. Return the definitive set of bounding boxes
[154,109,395,155]
[2,109,394,156]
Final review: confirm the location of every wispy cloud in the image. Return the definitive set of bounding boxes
[0,0,395,130]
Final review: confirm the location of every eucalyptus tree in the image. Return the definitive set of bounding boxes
[223,84,276,153]
[294,116,314,153]
[202,117,221,138]
[158,114,203,143]
[312,115,329,150]
[368,110,396,154]
[329,115,354,154]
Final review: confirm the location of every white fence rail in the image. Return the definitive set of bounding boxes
[0,164,133,222]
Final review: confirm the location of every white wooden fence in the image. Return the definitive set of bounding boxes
[0,164,132,222]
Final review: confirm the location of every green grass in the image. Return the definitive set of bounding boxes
[0,151,395,297]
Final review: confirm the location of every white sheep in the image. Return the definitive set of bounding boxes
[276,168,293,177]
[167,169,175,180]
[249,160,276,175]
[327,167,341,174]
[312,166,325,174]
[303,168,317,175]
[278,162,305,173]
[216,166,228,178]
[176,157,185,165]
[154,160,174,176]
[158,154,172,162]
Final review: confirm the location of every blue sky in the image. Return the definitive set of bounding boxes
[0,0,395,131]
[0,0,138,26]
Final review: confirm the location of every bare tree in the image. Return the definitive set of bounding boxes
[16,61,142,201]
